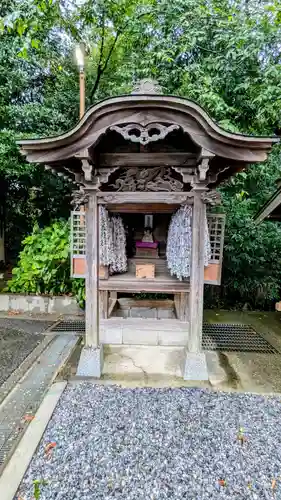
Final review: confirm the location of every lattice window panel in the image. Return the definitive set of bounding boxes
[71,211,86,256]
[207,213,226,263]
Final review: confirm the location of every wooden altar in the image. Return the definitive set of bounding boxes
[18,80,278,380]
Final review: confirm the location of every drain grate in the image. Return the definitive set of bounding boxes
[50,320,278,354]
[202,323,278,353]
[49,320,85,333]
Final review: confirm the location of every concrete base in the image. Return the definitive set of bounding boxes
[103,345,185,379]
[0,293,82,315]
[76,345,103,378]
[183,352,209,381]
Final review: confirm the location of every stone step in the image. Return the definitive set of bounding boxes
[101,318,188,331]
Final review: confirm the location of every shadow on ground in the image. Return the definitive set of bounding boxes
[204,310,281,394]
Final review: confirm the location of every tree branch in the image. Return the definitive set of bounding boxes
[90,10,154,101]
[90,11,106,101]
[97,10,105,75]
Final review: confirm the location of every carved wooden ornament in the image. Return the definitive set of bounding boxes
[109,166,184,192]
[131,79,162,94]
[91,167,120,189]
[201,190,221,205]
[110,123,179,146]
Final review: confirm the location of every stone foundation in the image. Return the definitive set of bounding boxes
[0,293,82,315]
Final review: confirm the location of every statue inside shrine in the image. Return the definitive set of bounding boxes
[142,227,154,243]
[135,215,159,258]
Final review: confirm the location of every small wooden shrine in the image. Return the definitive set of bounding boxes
[18,80,278,380]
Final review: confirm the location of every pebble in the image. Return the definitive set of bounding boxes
[17,383,281,499]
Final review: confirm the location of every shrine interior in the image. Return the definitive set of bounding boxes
[110,209,177,285]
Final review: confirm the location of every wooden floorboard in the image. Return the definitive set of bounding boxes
[99,257,190,293]
[99,279,190,293]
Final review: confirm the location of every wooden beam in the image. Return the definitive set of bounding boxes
[255,188,281,224]
[108,291,117,317]
[85,191,99,347]
[188,188,206,352]
[174,293,181,319]
[99,152,197,167]
[97,191,194,204]
[174,292,189,322]
[99,279,190,293]
[107,203,181,213]
[108,299,117,317]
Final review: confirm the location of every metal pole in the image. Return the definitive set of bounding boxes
[79,69,85,119]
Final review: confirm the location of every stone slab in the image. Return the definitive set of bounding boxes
[158,328,188,346]
[104,318,187,331]
[157,308,175,319]
[122,327,158,345]
[183,352,209,381]
[100,326,122,344]
[205,351,227,386]
[76,346,103,377]
[103,345,184,377]
[0,382,67,500]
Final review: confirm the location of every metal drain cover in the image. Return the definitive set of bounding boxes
[50,320,278,354]
[202,323,278,353]
[49,320,85,333]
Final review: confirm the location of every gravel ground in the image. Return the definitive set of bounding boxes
[18,383,281,500]
[0,319,51,385]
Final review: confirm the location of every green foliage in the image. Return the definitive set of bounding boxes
[33,479,48,500]
[222,202,281,308]
[215,144,281,308]
[7,221,71,295]
[72,279,85,309]
[1,0,281,309]
[6,220,86,308]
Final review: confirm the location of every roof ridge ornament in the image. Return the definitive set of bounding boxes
[110,123,179,146]
[131,79,162,94]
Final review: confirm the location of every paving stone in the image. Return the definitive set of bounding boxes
[76,346,103,377]
[183,352,209,380]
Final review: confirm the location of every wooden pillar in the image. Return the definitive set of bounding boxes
[85,191,99,347]
[99,290,108,319]
[188,187,206,352]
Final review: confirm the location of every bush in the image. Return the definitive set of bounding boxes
[7,220,86,308]
[7,221,72,295]
[215,196,281,309]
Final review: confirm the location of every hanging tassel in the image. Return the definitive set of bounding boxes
[167,205,211,280]
[110,215,127,274]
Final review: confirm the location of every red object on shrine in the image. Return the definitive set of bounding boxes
[135,241,158,249]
